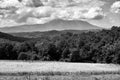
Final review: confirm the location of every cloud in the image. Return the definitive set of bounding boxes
[0,0,44,8]
[0,19,24,27]
[0,0,105,27]
[111,1,120,13]
[11,6,105,24]
[27,17,53,24]
[20,0,44,7]
[0,0,23,8]
[82,7,104,20]
[53,7,105,20]
[42,0,105,8]
[12,6,54,23]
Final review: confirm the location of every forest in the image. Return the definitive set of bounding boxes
[0,26,120,64]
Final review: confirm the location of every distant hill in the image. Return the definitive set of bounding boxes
[0,19,102,33]
[10,29,101,38]
[10,30,61,38]
[0,31,29,42]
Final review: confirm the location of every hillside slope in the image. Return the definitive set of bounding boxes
[0,31,29,42]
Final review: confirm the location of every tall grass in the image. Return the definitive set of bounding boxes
[1,75,120,80]
[0,70,120,76]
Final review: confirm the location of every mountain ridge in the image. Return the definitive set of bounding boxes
[10,29,101,38]
[0,20,102,33]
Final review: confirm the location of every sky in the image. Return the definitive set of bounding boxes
[0,0,120,28]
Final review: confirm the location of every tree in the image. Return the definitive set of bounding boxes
[47,43,60,61]
[62,47,70,59]
[18,52,31,60]
[0,42,17,60]
[17,51,37,60]
[69,49,80,62]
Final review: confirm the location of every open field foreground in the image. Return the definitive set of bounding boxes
[0,61,120,74]
[0,61,120,80]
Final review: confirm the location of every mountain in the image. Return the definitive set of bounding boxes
[0,31,29,42]
[0,19,102,33]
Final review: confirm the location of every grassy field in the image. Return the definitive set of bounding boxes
[0,74,120,80]
[0,61,120,80]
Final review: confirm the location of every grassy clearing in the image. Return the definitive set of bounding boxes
[0,61,120,73]
[0,61,120,80]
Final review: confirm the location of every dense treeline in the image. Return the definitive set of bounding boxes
[0,26,120,64]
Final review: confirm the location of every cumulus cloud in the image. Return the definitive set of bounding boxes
[111,1,120,13]
[0,0,106,27]
[53,7,105,20]
[0,19,23,27]
[6,6,104,24]
[0,0,23,8]
[0,0,43,8]
[20,0,44,7]
[84,7,105,20]
[12,6,54,23]
[42,0,105,8]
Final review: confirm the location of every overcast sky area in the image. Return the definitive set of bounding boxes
[0,0,120,28]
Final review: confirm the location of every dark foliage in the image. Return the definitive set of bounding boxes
[0,31,30,42]
[0,26,120,64]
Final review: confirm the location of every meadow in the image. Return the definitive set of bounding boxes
[0,61,120,80]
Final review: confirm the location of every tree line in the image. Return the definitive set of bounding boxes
[0,26,120,64]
